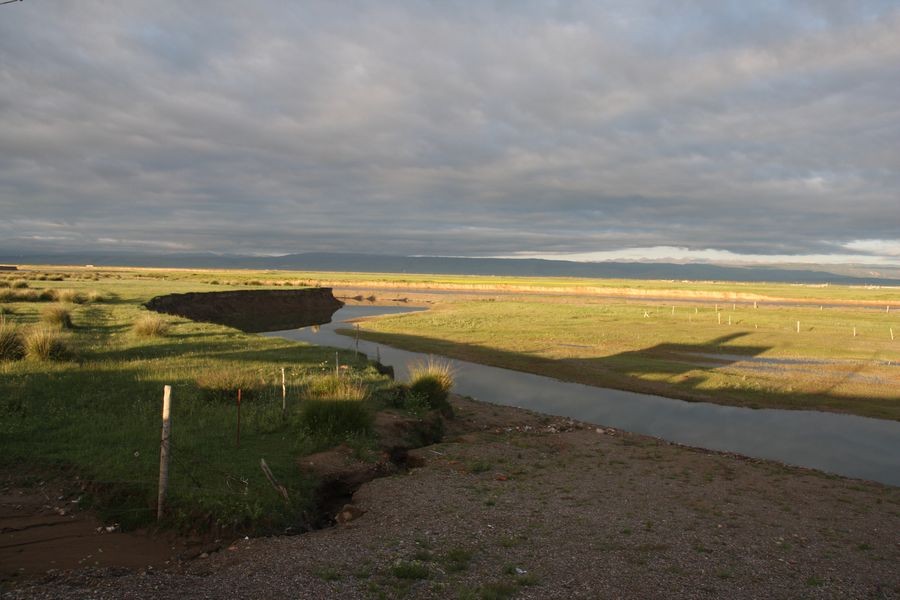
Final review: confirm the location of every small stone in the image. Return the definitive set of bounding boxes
[335,503,366,525]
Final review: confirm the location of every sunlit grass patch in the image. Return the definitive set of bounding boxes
[407,356,455,412]
[40,304,74,329]
[23,326,70,361]
[131,313,170,337]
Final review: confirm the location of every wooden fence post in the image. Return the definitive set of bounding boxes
[281,368,286,415]
[157,385,172,521]
[236,388,242,448]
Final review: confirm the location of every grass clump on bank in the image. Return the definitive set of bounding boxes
[407,356,455,413]
[131,312,170,337]
[298,375,373,440]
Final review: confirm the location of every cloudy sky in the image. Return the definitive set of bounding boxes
[1,1,899,264]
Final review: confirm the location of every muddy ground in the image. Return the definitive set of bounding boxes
[2,396,899,599]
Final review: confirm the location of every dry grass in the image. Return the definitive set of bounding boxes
[40,304,74,329]
[406,356,455,412]
[23,327,70,361]
[131,313,170,337]
[54,289,87,304]
[407,356,455,392]
[0,319,25,361]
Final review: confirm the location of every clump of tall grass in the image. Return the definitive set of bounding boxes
[40,304,74,329]
[54,289,87,304]
[10,279,28,289]
[132,313,170,337]
[196,368,265,402]
[407,356,455,413]
[298,374,372,438]
[0,289,33,302]
[85,289,110,303]
[0,319,25,361]
[23,327,70,361]
[304,374,369,402]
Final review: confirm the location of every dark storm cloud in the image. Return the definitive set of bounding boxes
[1,1,899,262]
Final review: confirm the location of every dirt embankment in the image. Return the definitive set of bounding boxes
[145,288,344,332]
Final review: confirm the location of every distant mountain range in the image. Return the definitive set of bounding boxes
[2,250,899,286]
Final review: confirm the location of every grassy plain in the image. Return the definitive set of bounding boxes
[0,268,390,532]
[16,264,900,304]
[356,298,900,420]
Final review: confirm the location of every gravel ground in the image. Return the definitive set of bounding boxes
[4,397,899,599]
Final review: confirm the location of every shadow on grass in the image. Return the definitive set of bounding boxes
[352,329,900,420]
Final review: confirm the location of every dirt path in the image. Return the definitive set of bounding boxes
[3,397,899,599]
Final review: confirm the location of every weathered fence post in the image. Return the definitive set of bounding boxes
[236,388,242,448]
[157,385,172,521]
[281,368,286,415]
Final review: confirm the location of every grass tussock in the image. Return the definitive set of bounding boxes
[304,374,369,402]
[195,368,265,402]
[0,319,25,361]
[298,374,372,437]
[85,290,110,303]
[132,313,170,337]
[23,327,70,361]
[41,304,74,329]
[407,356,455,412]
[10,279,28,289]
[54,289,87,304]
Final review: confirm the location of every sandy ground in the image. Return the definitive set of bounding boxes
[3,396,898,600]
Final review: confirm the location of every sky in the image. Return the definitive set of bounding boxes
[1,1,899,265]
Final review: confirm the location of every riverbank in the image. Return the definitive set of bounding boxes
[352,298,900,421]
[5,394,898,599]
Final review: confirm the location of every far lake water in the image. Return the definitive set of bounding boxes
[264,305,900,487]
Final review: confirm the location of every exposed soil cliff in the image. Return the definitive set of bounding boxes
[145,288,344,332]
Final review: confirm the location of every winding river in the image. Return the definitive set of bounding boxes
[264,305,900,486]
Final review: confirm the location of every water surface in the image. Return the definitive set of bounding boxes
[264,305,900,486]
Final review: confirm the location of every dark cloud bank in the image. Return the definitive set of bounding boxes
[1,2,899,264]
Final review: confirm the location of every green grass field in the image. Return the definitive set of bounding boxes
[356,298,900,420]
[2,265,899,535]
[0,269,393,533]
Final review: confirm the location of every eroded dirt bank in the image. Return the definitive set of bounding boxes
[4,396,898,600]
[145,288,344,332]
